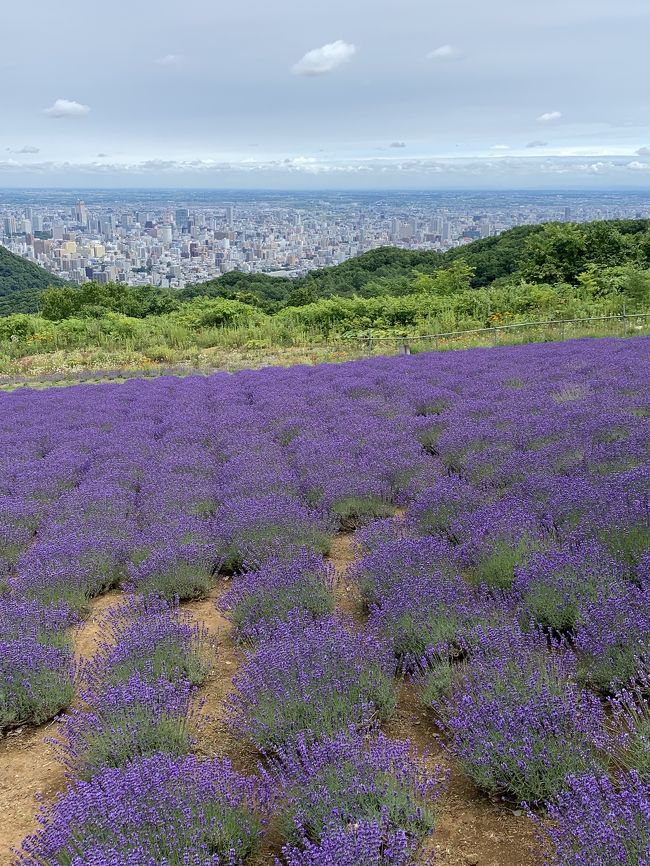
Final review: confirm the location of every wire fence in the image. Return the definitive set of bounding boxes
[2,311,649,389]
[344,311,650,354]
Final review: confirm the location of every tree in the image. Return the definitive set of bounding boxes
[412,261,475,296]
[520,224,587,285]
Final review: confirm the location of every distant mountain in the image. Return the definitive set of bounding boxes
[0,246,68,316]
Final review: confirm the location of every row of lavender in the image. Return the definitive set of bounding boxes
[1,335,649,863]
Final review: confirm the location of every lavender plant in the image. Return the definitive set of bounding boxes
[16,752,266,866]
[513,541,624,633]
[84,594,209,688]
[55,673,200,779]
[0,636,75,732]
[538,771,650,866]
[219,551,335,644]
[278,818,420,866]
[227,614,396,753]
[433,624,607,803]
[214,495,333,572]
[575,583,650,691]
[267,729,442,847]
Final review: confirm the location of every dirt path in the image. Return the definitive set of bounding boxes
[330,530,542,866]
[0,591,126,866]
[3,532,543,866]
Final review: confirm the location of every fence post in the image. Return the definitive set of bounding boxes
[492,327,498,347]
[623,304,628,337]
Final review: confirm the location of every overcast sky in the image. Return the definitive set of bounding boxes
[2,0,649,188]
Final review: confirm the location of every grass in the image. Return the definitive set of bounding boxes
[0,317,648,391]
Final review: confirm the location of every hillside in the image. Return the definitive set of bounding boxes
[2,219,650,320]
[0,246,69,316]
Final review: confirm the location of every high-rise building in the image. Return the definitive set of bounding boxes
[175,208,190,229]
[76,201,89,227]
[3,217,17,236]
[158,225,173,244]
[225,205,234,227]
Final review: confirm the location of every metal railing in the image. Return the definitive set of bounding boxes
[343,311,650,353]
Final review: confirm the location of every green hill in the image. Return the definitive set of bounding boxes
[0,246,68,316]
[3,217,650,320]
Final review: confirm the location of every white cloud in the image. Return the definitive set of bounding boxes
[97,153,109,157]
[156,54,184,66]
[537,111,562,122]
[6,145,39,154]
[292,40,356,76]
[389,141,407,148]
[427,44,455,59]
[526,140,548,148]
[636,146,650,156]
[490,144,510,151]
[627,160,650,171]
[43,99,90,118]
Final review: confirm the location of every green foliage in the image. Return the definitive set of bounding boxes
[330,495,395,530]
[41,281,180,320]
[412,261,475,296]
[1,219,650,372]
[0,246,68,315]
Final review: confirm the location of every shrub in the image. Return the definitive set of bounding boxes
[367,570,500,672]
[432,624,606,803]
[331,495,395,530]
[0,637,75,733]
[575,583,650,691]
[609,674,650,781]
[125,544,214,600]
[16,752,266,866]
[406,476,480,540]
[351,536,453,610]
[227,614,396,754]
[84,595,209,688]
[55,674,199,779]
[513,541,623,633]
[219,551,335,644]
[278,818,420,866]
[214,495,333,573]
[268,729,442,848]
[538,772,650,866]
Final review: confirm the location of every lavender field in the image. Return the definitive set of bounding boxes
[1,336,649,866]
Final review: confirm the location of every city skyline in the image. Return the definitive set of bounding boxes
[2,0,650,189]
[3,189,649,287]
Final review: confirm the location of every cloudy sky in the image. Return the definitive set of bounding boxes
[2,0,649,188]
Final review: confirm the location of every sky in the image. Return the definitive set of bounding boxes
[1,0,649,189]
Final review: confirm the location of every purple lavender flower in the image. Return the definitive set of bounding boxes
[219,551,335,644]
[227,614,396,753]
[538,771,650,865]
[575,583,650,691]
[266,728,443,848]
[54,673,201,779]
[433,623,607,803]
[83,594,209,688]
[513,540,624,633]
[277,817,419,866]
[214,494,334,572]
[0,636,75,732]
[16,752,266,866]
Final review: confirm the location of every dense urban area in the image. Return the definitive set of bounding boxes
[2,189,650,288]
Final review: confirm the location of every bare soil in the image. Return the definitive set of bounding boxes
[2,528,543,866]
[0,590,125,865]
[330,530,542,866]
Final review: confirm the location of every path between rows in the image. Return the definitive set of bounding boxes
[329,532,541,866]
[0,592,125,865]
[1,530,542,866]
